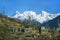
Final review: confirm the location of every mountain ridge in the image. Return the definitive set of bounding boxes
[11,11,60,23]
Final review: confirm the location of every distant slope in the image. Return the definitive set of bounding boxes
[42,15,60,29]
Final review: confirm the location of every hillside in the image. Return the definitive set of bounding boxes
[0,13,26,40]
[0,13,24,28]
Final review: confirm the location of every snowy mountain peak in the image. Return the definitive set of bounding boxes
[16,11,20,15]
[41,11,48,17]
[42,11,48,14]
[11,11,60,23]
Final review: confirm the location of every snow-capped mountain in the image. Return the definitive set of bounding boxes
[11,11,60,23]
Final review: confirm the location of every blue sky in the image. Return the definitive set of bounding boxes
[0,0,60,16]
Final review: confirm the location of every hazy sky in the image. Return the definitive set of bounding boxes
[0,0,60,16]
